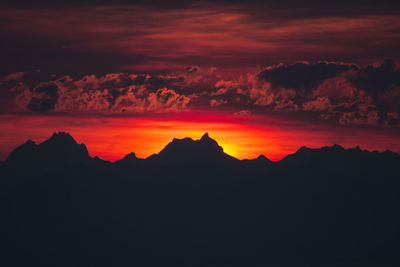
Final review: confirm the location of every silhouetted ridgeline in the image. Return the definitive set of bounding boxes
[1,132,400,267]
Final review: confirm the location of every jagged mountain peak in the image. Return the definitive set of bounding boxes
[171,137,194,144]
[114,152,139,166]
[199,132,220,147]
[43,132,78,145]
[24,139,37,146]
[154,133,234,162]
[122,152,137,160]
[296,144,345,154]
[4,133,400,169]
[38,132,88,157]
[6,139,38,162]
[200,132,210,141]
[6,132,90,166]
[256,154,271,162]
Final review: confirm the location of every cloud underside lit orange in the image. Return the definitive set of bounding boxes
[0,112,399,162]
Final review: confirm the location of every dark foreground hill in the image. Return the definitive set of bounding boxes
[1,132,400,267]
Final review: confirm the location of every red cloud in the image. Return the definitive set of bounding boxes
[10,73,194,114]
[0,72,24,83]
[5,60,400,126]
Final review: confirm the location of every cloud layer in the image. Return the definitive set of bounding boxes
[252,60,400,125]
[1,3,399,75]
[4,60,400,126]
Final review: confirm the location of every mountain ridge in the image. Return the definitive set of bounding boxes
[1,132,400,267]
[3,131,399,165]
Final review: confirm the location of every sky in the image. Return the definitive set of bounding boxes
[0,0,399,161]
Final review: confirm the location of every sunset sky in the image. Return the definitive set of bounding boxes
[0,0,399,161]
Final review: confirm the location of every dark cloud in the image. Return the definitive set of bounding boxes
[26,83,59,112]
[4,61,400,126]
[255,60,400,125]
[257,62,356,92]
[9,72,195,113]
[352,59,400,97]
[206,61,400,125]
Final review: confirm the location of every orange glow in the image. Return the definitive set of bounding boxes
[0,112,399,162]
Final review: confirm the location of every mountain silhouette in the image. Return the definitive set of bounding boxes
[1,132,400,267]
[278,143,400,172]
[241,154,273,168]
[38,132,89,159]
[148,132,238,166]
[114,152,141,168]
[116,151,138,162]
[4,131,397,172]
[7,132,89,163]
[5,139,37,163]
